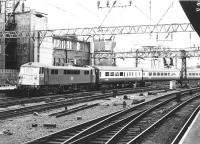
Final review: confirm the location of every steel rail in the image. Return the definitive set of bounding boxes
[127,93,200,144]
[171,105,200,144]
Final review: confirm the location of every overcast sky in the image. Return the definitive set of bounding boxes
[25,0,189,28]
[24,0,200,67]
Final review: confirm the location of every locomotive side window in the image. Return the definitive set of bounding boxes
[51,69,58,75]
[120,72,123,76]
[84,71,89,75]
[105,72,109,76]
[64,70,80,75]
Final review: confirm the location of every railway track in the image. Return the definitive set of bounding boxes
[129,93,200,144]
[0,86,163,107]
[66,90,196,144]
[24,88,200,144]
[0,87,170,120]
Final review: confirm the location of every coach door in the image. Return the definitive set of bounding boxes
[44,68,49,85]
[90,69,96,83]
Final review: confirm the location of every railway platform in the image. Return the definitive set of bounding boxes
[179,110,200,144]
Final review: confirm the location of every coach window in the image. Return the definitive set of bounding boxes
[189,73,191,76]
[149,72,152,76]
[120,72,123,76]
[115,72,119,76]
[110,72,114,76]
[100,72,101,77]
[161,73,163,76]
[157,72,160,76]
[196,73,198,76]
[153,72,156,76]
[105,72,109,76]
[168,73,170,76]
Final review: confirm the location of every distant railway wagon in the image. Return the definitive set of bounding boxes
[17,62,200,96]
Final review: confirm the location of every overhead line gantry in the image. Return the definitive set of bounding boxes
[0,23,194,38]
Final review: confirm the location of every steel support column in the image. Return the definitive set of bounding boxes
[180,50,187,86]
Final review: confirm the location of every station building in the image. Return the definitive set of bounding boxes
[0,2,92,85]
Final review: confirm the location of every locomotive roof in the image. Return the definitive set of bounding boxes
[21,62,49,68]
[21,62,93,70]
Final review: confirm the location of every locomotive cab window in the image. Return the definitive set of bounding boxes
[39,67,44,74]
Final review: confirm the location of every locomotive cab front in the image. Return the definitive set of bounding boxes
[18,62,45,88]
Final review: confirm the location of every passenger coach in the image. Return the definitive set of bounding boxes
[94,66,143,88]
